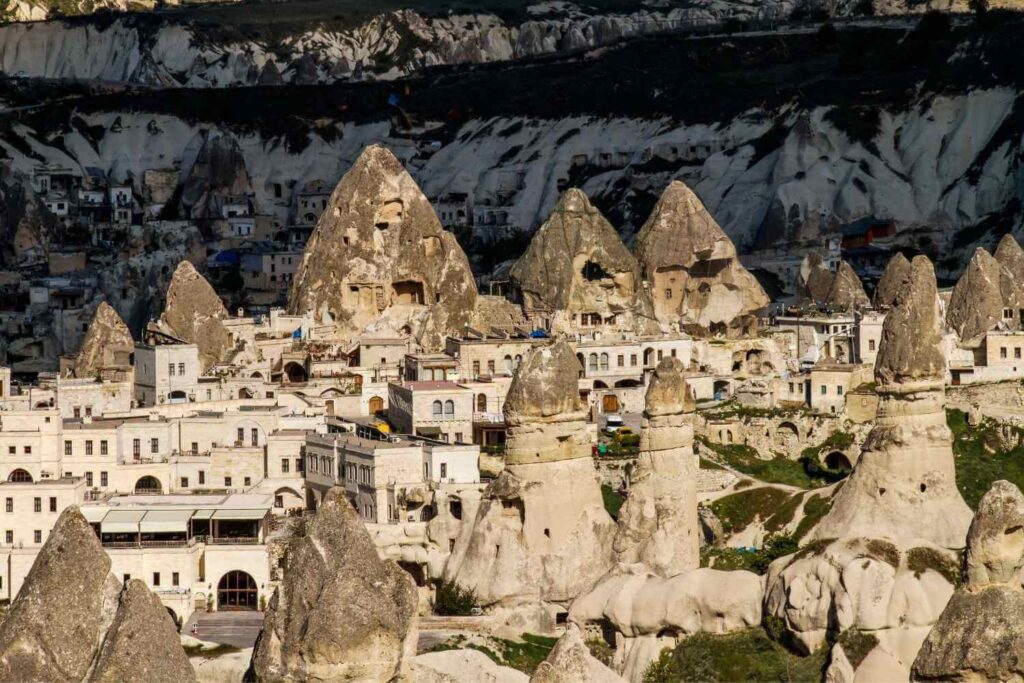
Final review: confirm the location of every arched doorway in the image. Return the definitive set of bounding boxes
[134,476,162,494]
[238,387,253,399]
[169,390,188,403]
[602,394,619,413]
[825,451,853,472]
[284,362,308,383]
[218,570,258,610]
[368,396,384,414]
[7,469,32,483]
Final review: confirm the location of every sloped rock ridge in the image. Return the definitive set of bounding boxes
[157,260,231,372]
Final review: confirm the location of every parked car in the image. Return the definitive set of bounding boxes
[604,414,624,434]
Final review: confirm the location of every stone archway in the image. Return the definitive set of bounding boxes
[824,451,853,471]
[134,476,162,494]
[7,469,32,483]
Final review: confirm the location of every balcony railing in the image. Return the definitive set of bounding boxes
[208,536,260,545]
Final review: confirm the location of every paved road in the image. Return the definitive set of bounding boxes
[184,610,264,649]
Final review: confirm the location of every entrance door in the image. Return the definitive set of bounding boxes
[368,396,384,414]
[602,394,619,413]
[217,571,258,610]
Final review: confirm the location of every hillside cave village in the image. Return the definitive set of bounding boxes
[9,10,1024,683]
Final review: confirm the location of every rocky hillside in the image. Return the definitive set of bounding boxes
[3,16,1024,276]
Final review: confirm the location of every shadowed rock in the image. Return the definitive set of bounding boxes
[913,480,1024,681]
[251,487,418,682]
[633,180,768,337]
[73,301,133,378]
[158,260,230,372]
[179,133,251,220]
[826,261,870,311]
[288,145,477,351]
[873,252,911,309]
[0,507,194,683]
[994,233,1024,283]
[875,255,946,386]
[509,188,657,335]
[947,247,1024,345]
[799,251,834,303]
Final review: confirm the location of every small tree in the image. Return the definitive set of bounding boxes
[431,579,477,616]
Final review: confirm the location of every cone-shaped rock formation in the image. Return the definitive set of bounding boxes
[530,625,625,683]
[873,252,911,309]
[250,486,418,681]
[0,507,194,682]
[632,181,768,337]
[612,357,699,576]
[826,261,870,311]
[812,256,971,547]
[509,189,657,335]
[288,145,477,351]
[799,251,834,303]
[73,301,133,378]
[913,480,1024,681]
[157,260,230,372]
[444,340,614,628]
[947,247,1024,345]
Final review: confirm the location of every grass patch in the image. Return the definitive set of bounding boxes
[793,493,832,541]
[709,487,793,535]
[948,408,1024,509]
[432,633,555,674]
[837,630,879,669]
[907,547,962,586]
[864,539,900,567]
[601,484,625,520]
[699,437,819,489]
[585,638,614,667]
[701,533,799,574]
[642,627,828,682]
[798,431,855,484]
[184,643,242,658]
[764,491,806,532]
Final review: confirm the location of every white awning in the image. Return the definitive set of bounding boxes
[101,510,145,534]
[80,507,107,524]
[191,509,216,520]
[139,509,193,533]
[211,509,268,521]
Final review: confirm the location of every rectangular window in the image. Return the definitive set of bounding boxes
[100,440,108,455]
[225,477,232,487]
[251,428,258,447]
[837,386,844,396]
[820,385,827,395]
[73,407,80,419]
[244,476,251,486]
[869,339,876,351]
[64,440,72,456]
[237,428,244,444]
[172,572,179,587]
[152,572,160,587]
[191,442,198,454]
[6,498,12,513]
[487,360,495,375]
[296,458,304,473]
[181,477,189,488]
[630,354,637,367]
[472,361,480,377]
[282,459,290,473]
[33,498,40,513]
[617,355,624,367]
[86,472,93,487]
[150,438,159,454]
[178,362,185,375]
[1002,347,1008,359]
[133,439,140,458]
[199,471,205,485]
[4,531,10,544]
[24,446,30,454]
[85,406,91,417]
[440,463,448,479]
[1016,347,1022,360]
[100,471,108,487]
[168,363,175,377]
[33,531,41,544]
[49,497,56,512]
[85,440,93,455]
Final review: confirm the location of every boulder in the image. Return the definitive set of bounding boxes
[632,180,768,337]
[946,247,1024,345]
[530,625,625,683]
[444,341,614,627]
[613,357,699,576]
[250,487,417,681]
[873,252,912,310]
[73,301,133,378]
[157,260,230,372]
[509,189,658,335]
[913,480,1024,681]
[0,507,194,683]
[288,145,477,351]
[799,251,834,303]
[826,261,870,311]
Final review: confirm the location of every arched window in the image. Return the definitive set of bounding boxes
[476,393,487,412]
[599,353,609,372]
[7,469,32,483]
[504,355,513,374]
[588,353,598,372]
[514,355,522,368]
[432,401,443,416]
[444,400,455,416]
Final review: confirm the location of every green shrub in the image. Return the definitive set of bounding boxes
[642,628,828,682]
[794,494,833,541]
[698,437,819,489]
[601,484,625,520]
[432,579,477,616]
[701,533,799,575]
[585,638,614,667]
[837,630,879,669]
[948,408,1024,509]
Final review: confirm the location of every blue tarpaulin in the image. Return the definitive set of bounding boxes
[292,328,302,340]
